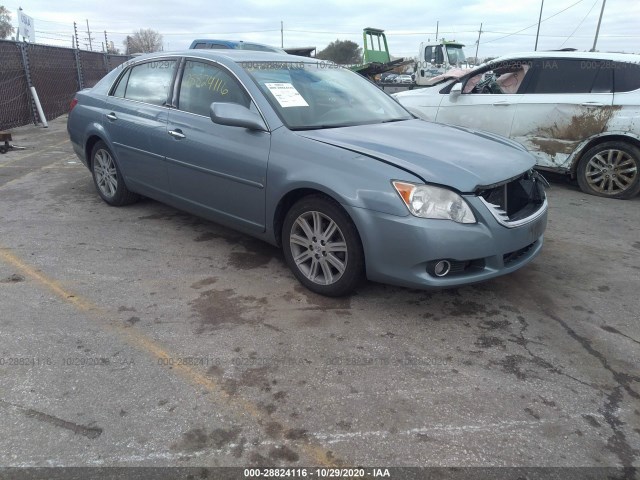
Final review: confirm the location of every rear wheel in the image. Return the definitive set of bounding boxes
[91,141,139,206]
[282,195,364,297]
[576,141,640,199]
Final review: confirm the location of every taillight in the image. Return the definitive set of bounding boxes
[69,98,78,112]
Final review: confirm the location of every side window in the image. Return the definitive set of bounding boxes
[424,46,433,63]
[122,60,177,105]
[591,64,613,93]
[178,60,251,116]
[463,72,485,93]
[526,59,600,94]
[241,44,273,52]
[614,62,640,93]
[112,69,130,98]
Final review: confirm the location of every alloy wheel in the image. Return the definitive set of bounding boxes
[585,149,638,195]
[93,148,118,198]
[289,211,348,285]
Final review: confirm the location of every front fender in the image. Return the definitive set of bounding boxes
[265,129,419,241]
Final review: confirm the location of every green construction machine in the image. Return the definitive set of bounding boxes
[351,27,409,79]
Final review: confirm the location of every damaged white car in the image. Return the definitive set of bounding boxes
[394,52,640,199]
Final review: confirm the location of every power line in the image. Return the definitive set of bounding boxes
[481,0,587,44]
[560,0,599,48]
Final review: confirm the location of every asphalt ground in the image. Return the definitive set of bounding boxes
[0,118,638,474]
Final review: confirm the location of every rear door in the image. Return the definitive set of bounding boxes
[106,59,178,197]
[510,58,614,171]
[165,59,270,233]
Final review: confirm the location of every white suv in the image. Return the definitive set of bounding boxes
[394,52,640,199]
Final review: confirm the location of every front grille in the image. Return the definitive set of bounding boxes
[478,170,548,228]
[503,241,536,265]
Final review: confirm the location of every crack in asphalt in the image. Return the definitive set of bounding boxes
[600,325,640,347]
[508,314,595,389]
[0,399,103,439]
[497,276,639,470]
[534,295,640,470]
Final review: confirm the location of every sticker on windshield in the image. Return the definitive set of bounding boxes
[265,83,309,108]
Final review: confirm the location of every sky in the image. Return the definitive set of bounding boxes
[4,0,640,59]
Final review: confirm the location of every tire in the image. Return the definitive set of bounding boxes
[91,141,139,206]
[282,195,364,297]
[576,141,640,199]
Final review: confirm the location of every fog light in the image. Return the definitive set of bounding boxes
[434,260,451,277]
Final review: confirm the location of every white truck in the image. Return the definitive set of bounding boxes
[414,40,470,86]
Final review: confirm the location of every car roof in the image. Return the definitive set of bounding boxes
[189,39,287,53]
[489,50,640,63]
[127,50,319,65]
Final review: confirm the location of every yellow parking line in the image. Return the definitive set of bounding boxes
[0,249,95,312]
[0,246,340,467]
[0,139,70,167]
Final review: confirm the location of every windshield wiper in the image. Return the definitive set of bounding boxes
[381,118,410,123]
[290,124,352,131]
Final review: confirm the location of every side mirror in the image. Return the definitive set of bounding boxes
[450,82,462,98]
[209,102,267,131]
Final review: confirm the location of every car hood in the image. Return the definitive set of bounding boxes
[295,119,536,192]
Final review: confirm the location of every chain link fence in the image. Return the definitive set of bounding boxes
[0,39,130,131]
[0,42,33,131]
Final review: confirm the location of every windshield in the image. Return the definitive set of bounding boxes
[446,45,466,66]
[242,62,413,130]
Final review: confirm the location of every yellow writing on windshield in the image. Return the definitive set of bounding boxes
[183,73,229,95]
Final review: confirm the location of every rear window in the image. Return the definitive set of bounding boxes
[193,43,231,50]
[614,62,640,93]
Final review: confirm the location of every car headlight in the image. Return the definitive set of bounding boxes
[392,181,476,224]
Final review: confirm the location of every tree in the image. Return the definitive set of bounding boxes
[0,6,14,39]
[317,39,362,65]
[124,28,163,54]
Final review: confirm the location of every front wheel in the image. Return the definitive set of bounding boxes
[282,196,364,297]
[91,141,139,206]
[576,142,640,199]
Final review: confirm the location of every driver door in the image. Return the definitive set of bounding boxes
[435,65,528,137]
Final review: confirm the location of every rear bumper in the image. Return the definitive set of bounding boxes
[344,197,547,289]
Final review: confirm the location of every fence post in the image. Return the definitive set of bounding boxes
[103,30,111,73]
[73,22,84,90]
[18,42,40,126]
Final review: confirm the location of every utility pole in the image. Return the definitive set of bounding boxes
[280,21,283,48]
[591,0,606,52]
[475,23,483,62]
[104,31,108,52]
[86,19,93,51]
[16,6,22,41]
[435,21,439,42]
[534,0,544,51]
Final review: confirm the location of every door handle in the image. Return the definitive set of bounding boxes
[106,112,118,121]
[581,102,604,107]
[492,102,511,107]
[168,129,186,139]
